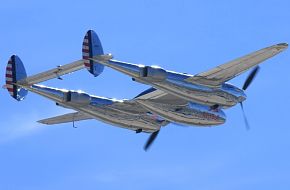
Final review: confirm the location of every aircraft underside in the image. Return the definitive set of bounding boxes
[4,30,287,150]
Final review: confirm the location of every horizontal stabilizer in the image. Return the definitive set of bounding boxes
[11,30,106,86]
[38,112,92,125]
[18,60,85,85]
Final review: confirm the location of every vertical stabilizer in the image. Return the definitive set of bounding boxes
[5,55,28,101]
[82,30,105,77]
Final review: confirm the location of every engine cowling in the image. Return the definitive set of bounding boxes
[139,66,167,82]
[136,100,226,126]
[65,91,91,106]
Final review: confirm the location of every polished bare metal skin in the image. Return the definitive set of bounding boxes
[26,84,166,133]
[92,42,287,108]
[136,100,226,126]
[4,30,287,150]
[93,59,246,108]
[24,84,226,129]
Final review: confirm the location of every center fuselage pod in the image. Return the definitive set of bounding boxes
[136,100,226,126]
[97,59,246,108]
[27,84,167,133]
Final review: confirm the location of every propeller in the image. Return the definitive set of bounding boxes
[242,66,260,91]
[240,102,250,130]
[240,66,260,130]
[144,130,160,151]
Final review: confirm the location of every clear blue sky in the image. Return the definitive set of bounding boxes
[1,1,290,189]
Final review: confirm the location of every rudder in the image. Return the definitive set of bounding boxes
[82,30,105,77]
[5,55,28,101]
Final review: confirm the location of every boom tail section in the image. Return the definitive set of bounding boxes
[3,55,166,133]
[3,30,107,96]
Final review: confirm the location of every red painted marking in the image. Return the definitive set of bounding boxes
[82,49,90,53]
[83,43,89,46]
[7,87,14,92]
[6,74,13,78]
[82,56,89,59]
[6,67,12,71]
[201,112,219,120]
[6,64,12,68]
[84,63,91,67]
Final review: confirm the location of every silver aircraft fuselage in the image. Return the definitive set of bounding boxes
[23,84,226,129]
[96,59,247,108]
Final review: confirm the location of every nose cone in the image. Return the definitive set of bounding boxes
[222,83,247,104]
[238,91,247,103]
[214,109,227,125]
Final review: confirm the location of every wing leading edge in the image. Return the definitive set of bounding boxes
[185,43,288,87]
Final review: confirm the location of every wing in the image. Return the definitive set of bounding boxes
[107,87,186,119]
[38,112,92,125]
[185,43,288,87]
[18,60,85,85]
[132,87,188,105]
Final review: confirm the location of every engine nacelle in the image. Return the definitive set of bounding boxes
[139,66,167,82]
[65,91,91,106]
[136,100,226,126]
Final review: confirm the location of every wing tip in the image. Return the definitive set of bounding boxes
[275,43,288,51]
[276,43,288,47]
[37,120,50,125]
[269,43,288,53]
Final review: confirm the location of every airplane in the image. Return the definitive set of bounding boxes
[4,30,288,151]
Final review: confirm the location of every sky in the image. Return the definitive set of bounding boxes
[0,0,290,189]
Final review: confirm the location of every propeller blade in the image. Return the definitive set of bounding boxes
[240,102,250,130]
[144,130,160,151]
[242,66,260,90]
